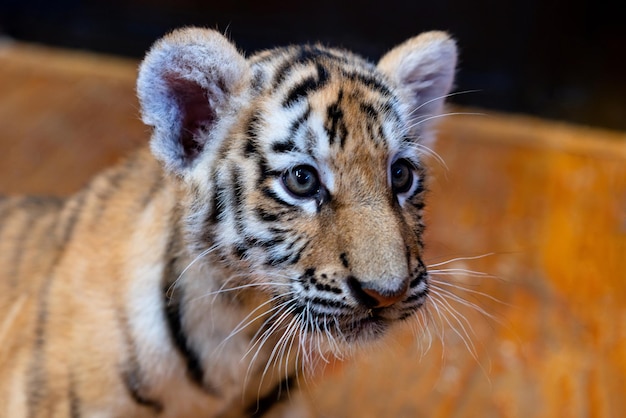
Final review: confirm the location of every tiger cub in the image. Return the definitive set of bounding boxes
[0,28,456,417]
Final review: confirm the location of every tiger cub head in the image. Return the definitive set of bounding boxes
[137,28,456,347]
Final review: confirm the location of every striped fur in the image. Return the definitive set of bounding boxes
[0,28,457,417]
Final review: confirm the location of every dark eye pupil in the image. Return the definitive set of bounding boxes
[392,166,406,180]
[294,168,311,185]
[284,165,320,197]
[391,160,413,193]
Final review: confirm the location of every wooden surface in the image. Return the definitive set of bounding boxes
[1,41,625,417]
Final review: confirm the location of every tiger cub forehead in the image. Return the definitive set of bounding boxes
[137,27,456,181]
[244,45,412,197]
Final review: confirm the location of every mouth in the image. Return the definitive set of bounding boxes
[340,312,390,342]
[284,289,427,344]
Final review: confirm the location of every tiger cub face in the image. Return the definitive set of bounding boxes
[138,29,456,349]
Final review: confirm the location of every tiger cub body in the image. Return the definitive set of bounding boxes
[0,28,457,417]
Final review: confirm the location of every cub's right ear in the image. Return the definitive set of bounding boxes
[137,28,250,175]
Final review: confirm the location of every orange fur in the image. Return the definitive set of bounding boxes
[0,28,456,417]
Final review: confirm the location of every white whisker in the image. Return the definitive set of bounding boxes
[219,292,297,352]
[416,308,434,358]
[244,303,296,392]
[407,111,487,129]
[424,297,448,359]
[429,278,509,308]
[429,268,497,279]
[428,292,478,361]
[405,90,483,118]
[405,142,449,171]
[166,245,218,297]
[195,281,292,302]
[430,283,499,322]
[427,252,496,268]
[246,300,294,357]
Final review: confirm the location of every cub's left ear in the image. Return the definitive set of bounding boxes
[137,27,251,175]
[377,32,457,135]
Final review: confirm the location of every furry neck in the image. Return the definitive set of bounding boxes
[156,180,300,414]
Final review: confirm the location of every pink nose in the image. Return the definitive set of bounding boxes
[361,284,409,308]
[347,276,409,308]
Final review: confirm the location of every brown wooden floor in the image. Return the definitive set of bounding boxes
[1,41,625,417]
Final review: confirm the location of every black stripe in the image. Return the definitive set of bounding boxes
[272,45,345,88]
[270,106,312,155]
[255,207,279,222]
[231,165,245,210]
[282,62,330,108]
[57,191,87,248]
[381,98,403,125]
[27,274,53,418]
[271,48,318,87]
[117,309,164,414]
[247,236,284,248]
[209,182,227,225]
[272,140,295,153]
[341,70,393,97]
[339,252,350,268]
[290,105,311,135]
[409,200,426,211]
[263,235,306,266]
[288,248,303,265]
[288,239,309,265]
[90,156,136,224]
[0,195,64,251]
[325,90,347,146]
[3,198,64,285]
[261,187,296,208]
[245,138,258,158]
[122,369,164,414]
[234,243,249,259]
[271,51,299,88]
[405,288,428,304]
[265,252,294,267]
[257,155,283,187]
[161,230,216,394]
[28,195,85,417]
[68,372,81,418]
[247,375,298,417]
[409,262,428,289]
[230,165,248,236]
[301,267,316,279]
[244,111,263,157]
[308,296,350,309]
[358,98,398,144]
[7,201,37,286]
[162,269,207,391]
[251,68,265,92]
[283,75,318,108]
[359,101,379,119]
[314,282,343,294]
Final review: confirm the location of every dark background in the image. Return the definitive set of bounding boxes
[1,0,625,131]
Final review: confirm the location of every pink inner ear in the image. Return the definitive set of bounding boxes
[167,76,216,161]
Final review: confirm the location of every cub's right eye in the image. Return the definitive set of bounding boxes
[282,165,321,198]
[390,158,415,195]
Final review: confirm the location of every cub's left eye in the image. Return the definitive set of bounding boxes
[282,165,321,198]
[390,159,415,194]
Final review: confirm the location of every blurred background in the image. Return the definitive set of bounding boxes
[1,0,625,132]
[0,1,625,416]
